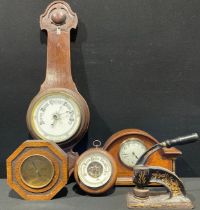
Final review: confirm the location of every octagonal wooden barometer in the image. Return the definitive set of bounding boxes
[103,129,182,185]
[26,1,90,174]
[7,140,68,200]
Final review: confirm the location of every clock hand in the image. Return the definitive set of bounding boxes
[132,152,139,159]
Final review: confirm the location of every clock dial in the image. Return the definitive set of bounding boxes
[77,152,112,188]
[20,155,54,189]
[119,139,147,168]
[30,92,81,143]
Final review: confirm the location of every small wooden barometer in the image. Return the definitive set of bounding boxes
[7,140,68,200]
[74,140,117,194]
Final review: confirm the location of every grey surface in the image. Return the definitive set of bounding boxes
[0,178,199,210]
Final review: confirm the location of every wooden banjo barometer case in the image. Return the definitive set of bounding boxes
[103,129,181,185]
[26,1,90,174]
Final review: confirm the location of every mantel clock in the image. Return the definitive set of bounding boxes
[103,129,182,185]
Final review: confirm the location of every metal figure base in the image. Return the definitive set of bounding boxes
[127,133,199,209]
[127,190,193,209]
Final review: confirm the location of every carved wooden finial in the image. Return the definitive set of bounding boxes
[40,1,78,32]
[51,9,67,25]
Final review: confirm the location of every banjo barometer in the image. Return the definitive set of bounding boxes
[26,1,90,157]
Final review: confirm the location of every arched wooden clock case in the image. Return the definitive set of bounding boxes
[26,1,90,174]
[103,129,182,185]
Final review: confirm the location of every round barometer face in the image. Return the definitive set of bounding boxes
[77,152,112,188]
[20,155,54,189]
[30,92,81,143]
[119,139,147,168]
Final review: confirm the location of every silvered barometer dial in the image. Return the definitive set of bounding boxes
[77,152,112,188]
[119,138,147,168]
[30,91,81,143]
[74,141,117,194]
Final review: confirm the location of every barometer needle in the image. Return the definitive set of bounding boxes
[51,119,56,126]
[51,114,59,126]
[32,161,41,177]
[59,110,73,115]
[58,105,63,114]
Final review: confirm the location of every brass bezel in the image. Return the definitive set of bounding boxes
[20,154,55,189]
[15,148,60,193]
[27,89,83,143]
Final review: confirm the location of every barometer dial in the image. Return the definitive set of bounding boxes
[20,155,54,189]
[7,140,68,200]
[74,149,117,194]
[32,92,81,143]
[119,139,147,168]
[27,89,83,144]
[78,152,112,188]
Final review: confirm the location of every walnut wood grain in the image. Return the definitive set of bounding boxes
[40,0,78,91]
[41,31,76,91]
